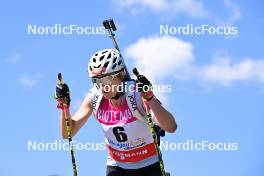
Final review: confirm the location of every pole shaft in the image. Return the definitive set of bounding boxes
[63,106,78,176]
[144,102,166,176]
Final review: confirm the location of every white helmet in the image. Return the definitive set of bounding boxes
[88,49,125,77]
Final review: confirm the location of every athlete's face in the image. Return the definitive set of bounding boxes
[94,70,125,99]
[101,77,122,99]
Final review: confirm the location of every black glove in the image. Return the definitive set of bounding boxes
[136,75,151,91]
[133,68,154,101]
[136,75,154,101]
[154,124,166,146]
[54,82,71,109]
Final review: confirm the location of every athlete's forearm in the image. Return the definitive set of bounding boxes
[60,110,74,139]
[148,97,177,133]
[60,97,92,138]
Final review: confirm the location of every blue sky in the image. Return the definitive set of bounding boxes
[0,0,264,176]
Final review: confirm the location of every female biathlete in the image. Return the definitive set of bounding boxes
[55,49,177,176]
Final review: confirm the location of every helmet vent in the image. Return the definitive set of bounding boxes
[113,57,117,63]
[102,50,108,54]
[104,61,109,68]
[94,64,101,68]
[118,60,122,66]
[112,63,117,70]
[107,53,111,59]
[99,55,104,61]
[89,66,92,71]
[93,58,96,62]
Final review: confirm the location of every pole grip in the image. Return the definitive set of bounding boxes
[109,19,117,31]
[132,68,140,77]
[103,20,111,29]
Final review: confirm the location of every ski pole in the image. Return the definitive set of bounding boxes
[58,73,78,176]
[103,19,119,51]
[102,19,131,79]
[133,68,167,176]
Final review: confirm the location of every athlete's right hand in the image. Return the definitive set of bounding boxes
[54,73,71,109]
